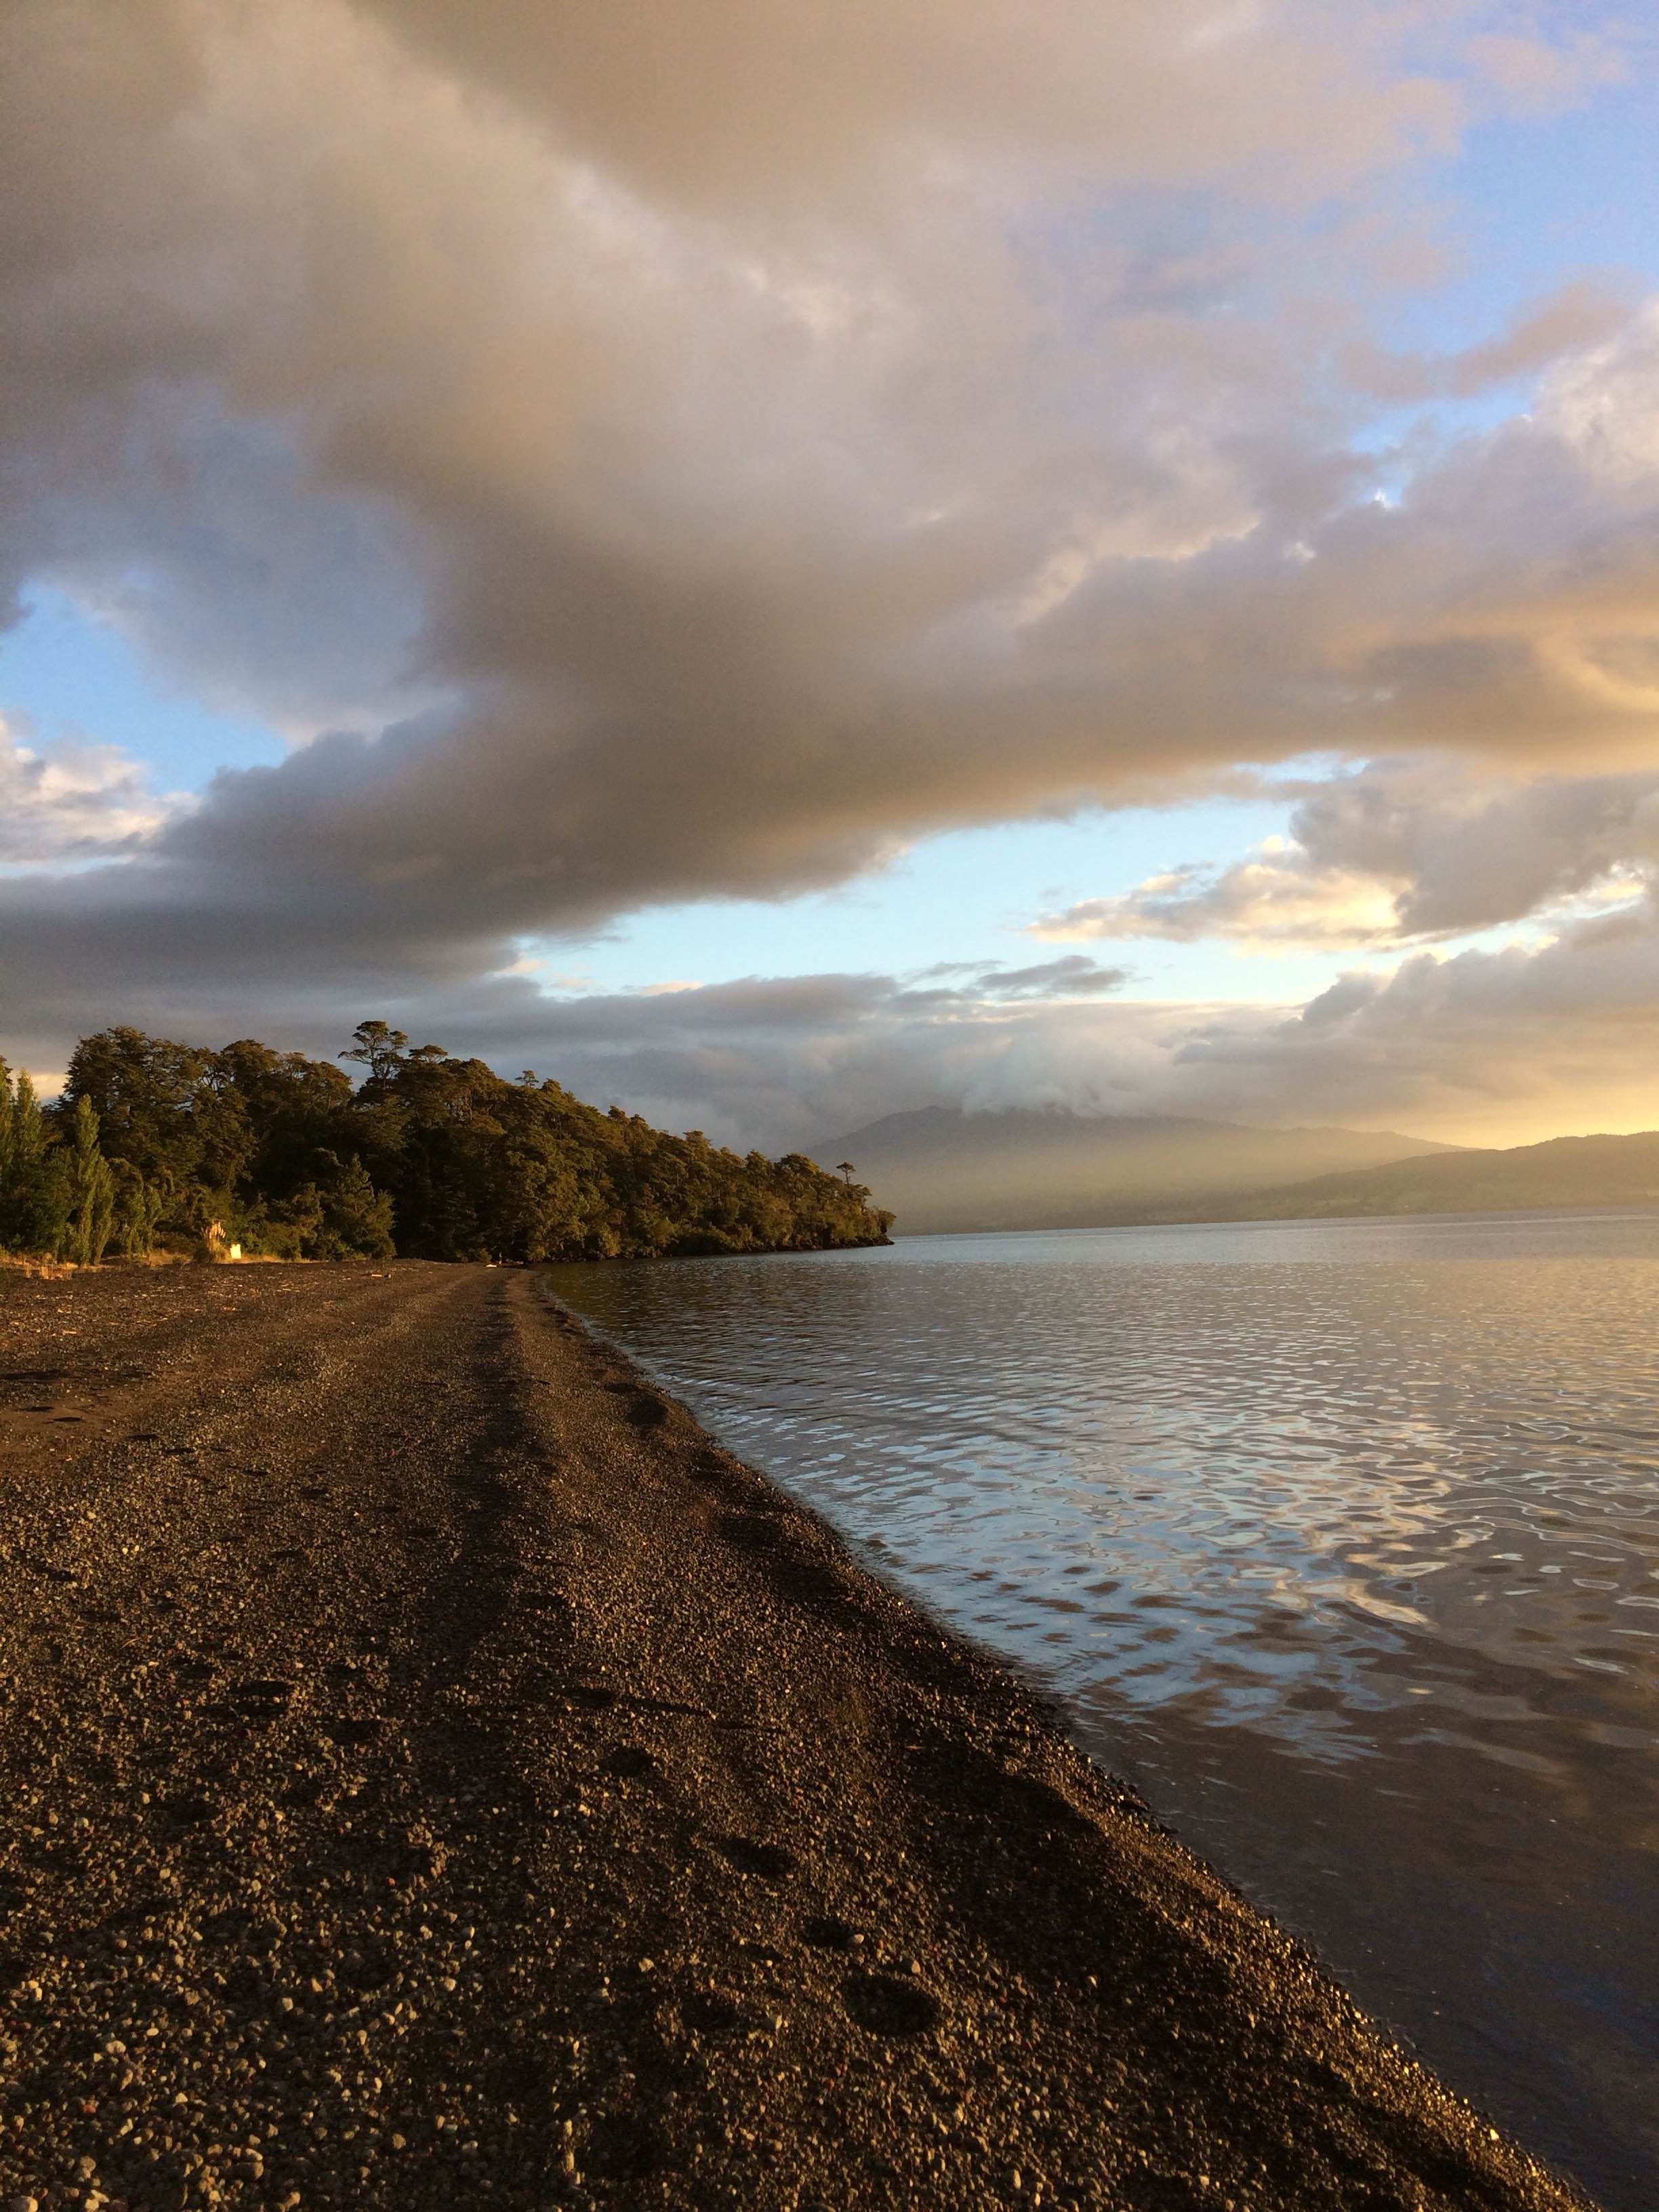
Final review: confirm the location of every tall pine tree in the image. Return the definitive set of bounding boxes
[1,1071,68,1256]
[62,1095,116,1266]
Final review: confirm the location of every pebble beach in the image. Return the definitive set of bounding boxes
[0,1263,1595,2211]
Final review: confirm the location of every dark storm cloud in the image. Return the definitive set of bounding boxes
[3,1,1658,1137]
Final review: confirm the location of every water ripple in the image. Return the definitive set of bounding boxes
[550,1208,1659,2209]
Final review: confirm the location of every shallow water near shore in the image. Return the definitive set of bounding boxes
[549,1208,1659,2209]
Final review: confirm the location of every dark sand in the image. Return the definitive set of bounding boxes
[0,1262,1595,2211]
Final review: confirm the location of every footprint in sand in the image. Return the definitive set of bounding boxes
[842,1971,941,2037]
[801,1914,859,1950]
[715,1836,797,1881]
[231,1679,294,1721]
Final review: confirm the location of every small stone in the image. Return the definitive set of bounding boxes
[7,2196,40,2212]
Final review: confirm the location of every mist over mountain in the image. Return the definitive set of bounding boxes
[822,1108,1452,1235]
[1134,1130,1659,1228]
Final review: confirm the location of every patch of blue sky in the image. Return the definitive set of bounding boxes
[1361,62,1659,381]
[0,585,283,791]
[515,790,1340,1004]
[1336,58,1659,462]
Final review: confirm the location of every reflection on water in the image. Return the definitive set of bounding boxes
[547,1210,1659,2209]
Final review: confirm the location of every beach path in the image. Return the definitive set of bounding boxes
[0,1263,1593,2211]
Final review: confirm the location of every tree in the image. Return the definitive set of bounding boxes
[340,1021,411,1090]
[110,1160,165,1257]
[1,1071,69,1256]
[62,1027,251,1232]
[61,1096,116,1265]
[12,1069,44,1175]
[312,1153,395,1260]
[0,1020,895,1264]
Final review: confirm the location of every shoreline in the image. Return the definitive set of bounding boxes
[0,1261,1595,2209]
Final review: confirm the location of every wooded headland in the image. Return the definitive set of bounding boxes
[0,1022,891,1266]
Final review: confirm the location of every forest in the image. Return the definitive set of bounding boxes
[0,1022,893,1265]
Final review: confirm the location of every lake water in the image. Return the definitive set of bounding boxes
[546,1210,1659,2209]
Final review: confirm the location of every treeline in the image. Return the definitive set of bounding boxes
[0,1022,893,1265]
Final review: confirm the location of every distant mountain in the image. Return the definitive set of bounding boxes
[820,1107,1453,1235]
[1135,1129,1659,1227]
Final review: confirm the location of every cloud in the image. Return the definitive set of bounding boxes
[365,962,1183,1151]
[4,10,1658,912]
[1166,903,1659,1141]
[1343,281,1632,404]
[944,956,1132,1000]
[451,909,1659,1151]
[1031,757,1659,949]
[1,878,1652,1153]
[1,1,1657,1140]
[0,717,178,865]
[1464,28,1628,116]
[1031,853,1406,951]
[429,906,1659,1149]
[358,0,1467,214]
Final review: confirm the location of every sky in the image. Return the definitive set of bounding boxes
[3,1,1658,1151]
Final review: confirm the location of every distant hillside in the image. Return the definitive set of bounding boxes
[821,1107,1452,1235]
[1135,1129,1659,1227]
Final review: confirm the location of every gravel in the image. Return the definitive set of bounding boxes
[0,1261,1597,2210]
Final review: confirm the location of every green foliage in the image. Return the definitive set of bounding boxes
[62,1026,247,1225]
[62,1096,116,1266]
[336,1029,893,1261]
[0,1069,70,1257]
[110,1160,165,1258]
[0,1023,893,1267]
[12,1069,45,1172]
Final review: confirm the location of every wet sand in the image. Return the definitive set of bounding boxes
[0,1262,1595,2210]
